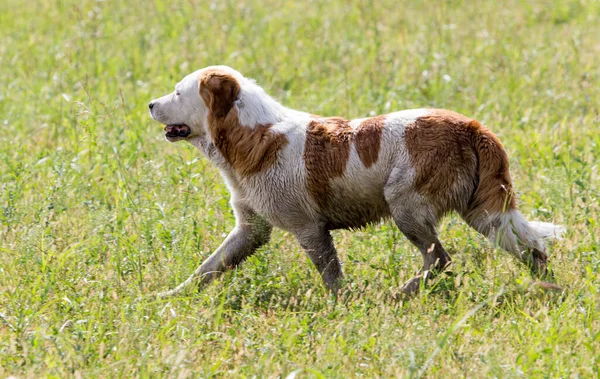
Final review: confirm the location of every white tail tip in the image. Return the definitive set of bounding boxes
[528,221,565,240]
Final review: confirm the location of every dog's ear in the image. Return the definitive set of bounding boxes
[199,71,240,119]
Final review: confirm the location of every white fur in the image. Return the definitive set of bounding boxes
[235,78,287,128]
[487,210,564,259]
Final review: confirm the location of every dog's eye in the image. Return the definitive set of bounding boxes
[176,91,181,96]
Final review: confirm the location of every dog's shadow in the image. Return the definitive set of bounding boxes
[214,269,565,318]
[161,246,567,315]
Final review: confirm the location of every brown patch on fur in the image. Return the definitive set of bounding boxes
[466,117,517,219]
[405,109,516,217]
[355,115,385,168]
[199,70,288,176]
[303,115,388,216]
[304,117,354,209]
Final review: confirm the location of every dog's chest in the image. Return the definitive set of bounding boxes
[237,172,316,230]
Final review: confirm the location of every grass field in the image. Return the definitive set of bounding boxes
[1,0,600,377]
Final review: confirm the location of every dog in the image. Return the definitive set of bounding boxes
[149,65,562,297]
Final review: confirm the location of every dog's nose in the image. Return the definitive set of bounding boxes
[148,102,155,110]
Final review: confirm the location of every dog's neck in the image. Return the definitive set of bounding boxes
[234,79,287,128]
[187,80,305,180]
[187,134,226,165]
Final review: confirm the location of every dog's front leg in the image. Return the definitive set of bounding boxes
[157,204,272,298]
[295,225,344,294]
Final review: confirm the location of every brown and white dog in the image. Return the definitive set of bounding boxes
[149,65,562,297]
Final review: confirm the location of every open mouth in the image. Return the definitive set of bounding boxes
[164,124,191,138]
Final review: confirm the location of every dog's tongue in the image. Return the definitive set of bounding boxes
[165,125,191,137]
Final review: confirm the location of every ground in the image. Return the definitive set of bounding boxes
[1,0,599,377]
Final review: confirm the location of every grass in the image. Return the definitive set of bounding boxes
[1,0,599,376]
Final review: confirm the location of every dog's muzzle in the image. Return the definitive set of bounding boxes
[164,124,191,138]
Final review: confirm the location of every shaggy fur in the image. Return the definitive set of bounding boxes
[149,65,563,297]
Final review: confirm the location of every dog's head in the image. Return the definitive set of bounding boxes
[149,65,246,142]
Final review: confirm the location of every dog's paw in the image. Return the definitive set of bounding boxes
[400,274,424,296]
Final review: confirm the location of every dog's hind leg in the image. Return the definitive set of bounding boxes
[386,194,451,296]
[294,224,344,294]
[156,203,272,299]
[384,169,451,295]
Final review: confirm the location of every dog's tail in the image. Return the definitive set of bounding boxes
[460,120,564,270]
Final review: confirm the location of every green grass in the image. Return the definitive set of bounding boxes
[1,0,599,377]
